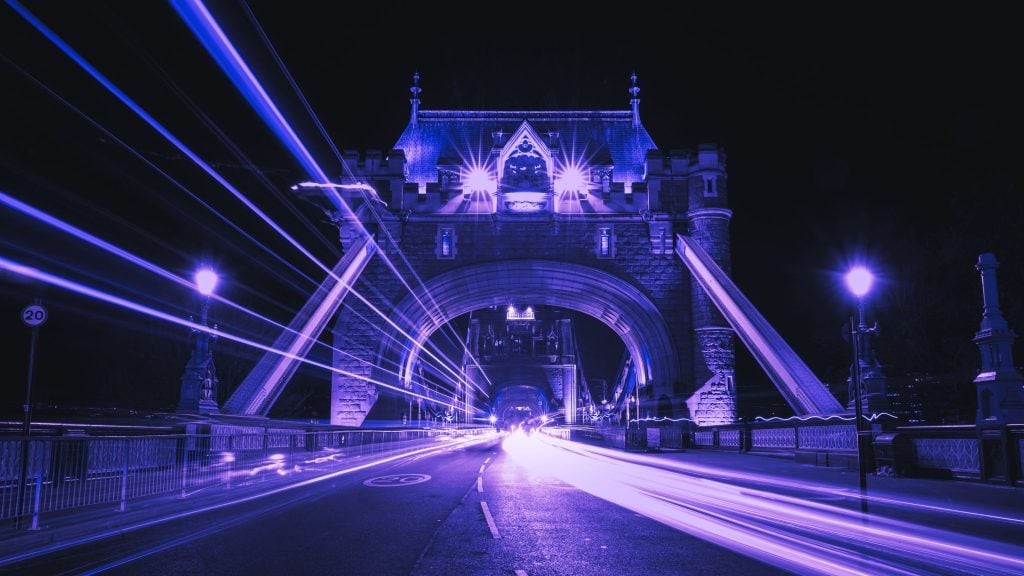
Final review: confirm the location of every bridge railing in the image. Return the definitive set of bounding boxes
[573,419,1024,485]
[0,427,492,527]
[578,419,866,463]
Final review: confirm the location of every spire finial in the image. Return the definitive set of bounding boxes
[409,71,422,126]
[629,71,641,127]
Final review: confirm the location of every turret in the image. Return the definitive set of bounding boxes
[973,253,1024,424]
[629,71,641,128]
[686,144,736,424]
[409,71,421,126]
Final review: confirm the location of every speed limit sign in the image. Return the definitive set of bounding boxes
[22,304,47,327]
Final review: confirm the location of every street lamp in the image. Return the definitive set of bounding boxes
[845,265,873,514]
[195,267,218,295]
[177,267,221,414]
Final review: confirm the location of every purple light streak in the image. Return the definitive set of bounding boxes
[506,432,1024,575]
[9,0,482,400]
[5,0,329,279]
[11,6,454,394]
[0,254,467,413]
[1,432,498,569]
[0,190,439,386]
[0,55,321,295]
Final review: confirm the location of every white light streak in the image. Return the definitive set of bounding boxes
[503,432,1024,576]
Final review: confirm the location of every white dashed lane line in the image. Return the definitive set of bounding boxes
[480,501,501,539]
[478,465,486,474]
[476,476,483,492]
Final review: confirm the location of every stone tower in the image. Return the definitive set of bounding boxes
[973,253,1024,424]
[687,145,737,424]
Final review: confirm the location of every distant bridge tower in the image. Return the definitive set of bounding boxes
[463,306,588,427]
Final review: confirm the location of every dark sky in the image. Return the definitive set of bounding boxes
[2,2,1022,417]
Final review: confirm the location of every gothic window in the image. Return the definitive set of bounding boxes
[436,227,456,259]
[703,175,718,197]
[502,139,547,190]
[596,226,615,259]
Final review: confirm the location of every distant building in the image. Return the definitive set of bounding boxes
[885,373,977,425]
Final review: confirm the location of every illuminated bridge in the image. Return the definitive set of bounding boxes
[4,2,1023,575]
[218,73,842,431]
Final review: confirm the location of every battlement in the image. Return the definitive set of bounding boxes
[339,149,406,175]
[644,145,727,176]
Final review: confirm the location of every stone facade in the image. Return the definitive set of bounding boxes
[308,78,735,426]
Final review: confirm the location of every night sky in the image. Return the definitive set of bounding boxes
[2,2,1022,419]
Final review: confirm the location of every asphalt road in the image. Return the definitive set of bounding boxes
[9,431,1022,575]
[3,433,787,576]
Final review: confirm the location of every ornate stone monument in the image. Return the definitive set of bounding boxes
[972,253,1024,424]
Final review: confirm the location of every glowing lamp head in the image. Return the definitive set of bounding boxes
[488,415,497,424]
[845,266,873,298]
[464,167,496,193]
[555,165,587,193]
[195,267,218,296]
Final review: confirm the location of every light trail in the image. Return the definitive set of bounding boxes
[3,54,320,301]
[234,2,482,390]
[291,182,387,206]
[504,432,1024,576]
[167,0,487,398]
[0,432,499,569]
[5,0,328,278]
[8,0,482,401]
[0,189,460,388]
[0,255,468,414]
[754,413,898,423]
[545,435,1024,528]
[235,2,481,377]
[192,0,492,396]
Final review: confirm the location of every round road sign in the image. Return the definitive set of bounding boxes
[22,304,47,327]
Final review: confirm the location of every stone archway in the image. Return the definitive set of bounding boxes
[371,260,679,415]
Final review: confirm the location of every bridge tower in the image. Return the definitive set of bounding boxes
[686,145,736,424]
[228,72,844,427]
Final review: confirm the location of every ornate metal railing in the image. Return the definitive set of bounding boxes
[569,420,1024,485]
[0,427,491,527]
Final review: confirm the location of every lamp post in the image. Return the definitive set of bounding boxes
[177,267,220,414]
[845,265,873,514]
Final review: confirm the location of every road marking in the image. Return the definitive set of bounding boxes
[363,474,431,487]
[480,501,501,538]
[477,476,483,492]
[515,570,528,576]
[484,457,491,464]
[478,464,486,474]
